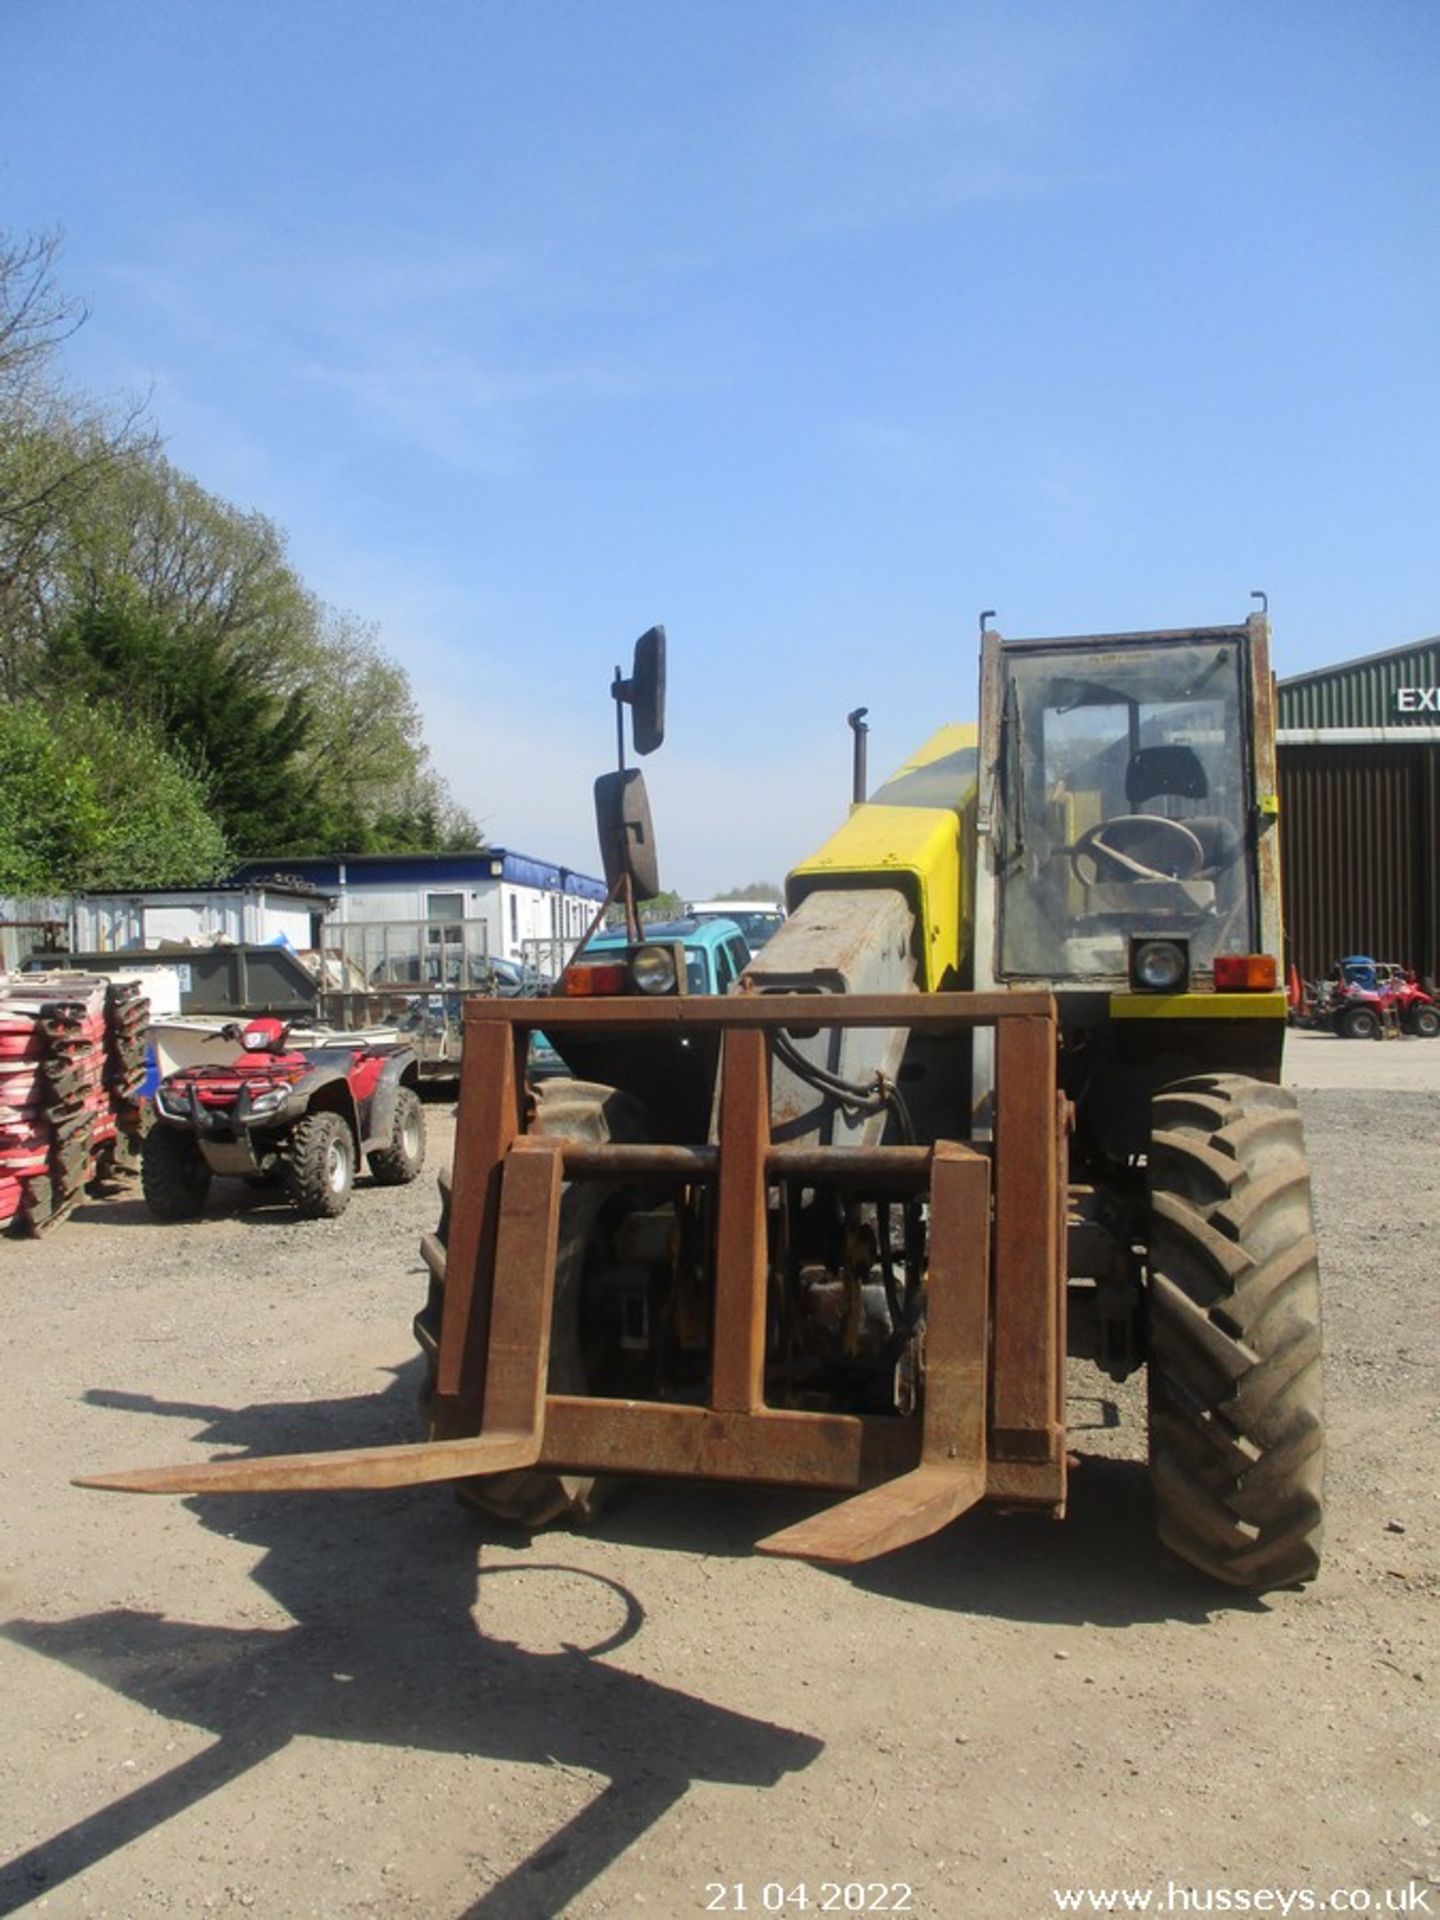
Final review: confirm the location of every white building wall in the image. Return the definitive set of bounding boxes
[68,891,317,951]
[141,897,247,945]
[72,898,141,950]
[501,882,569,962]
[255,896,316,948]
[326,876,594,965]
[325,878,504,956]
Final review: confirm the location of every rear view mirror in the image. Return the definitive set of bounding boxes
[612,626,666,757]
[594,768,661,900]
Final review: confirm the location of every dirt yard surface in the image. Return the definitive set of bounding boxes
[1285,1024,1440,1093]
[3,1054,1438,1920]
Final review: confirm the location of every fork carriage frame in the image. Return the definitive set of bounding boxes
[432,990,1068,1562]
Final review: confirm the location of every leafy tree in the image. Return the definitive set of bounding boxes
[0,696,227,892]
[0,228,154,693]
[301,610,422,809]
[296,609,484,851]
[47,593,325,856]
[605,888,686,926]
[709,881,785,901]
[72,700,231,885]
[61,452,315,670]
[0,702,107,892]
[361,775,485,854]
[53,474,484,854]
[2,227,484,864]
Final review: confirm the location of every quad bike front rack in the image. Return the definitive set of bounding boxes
[79,993,1068,1565]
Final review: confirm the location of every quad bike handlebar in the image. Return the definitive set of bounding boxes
[211,1017,314,1051]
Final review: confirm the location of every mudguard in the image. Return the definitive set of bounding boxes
[360,1049,419,1150]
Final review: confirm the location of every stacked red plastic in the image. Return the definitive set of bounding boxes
[0,973,151,1232]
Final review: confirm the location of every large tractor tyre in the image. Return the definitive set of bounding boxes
[369,1085,426,1185]
[141,1126,213,1222]
[1146,1073,1324,1590]
[418,1077,648,1530]
[1406,1003,1440,1039]
[284,1111,357,1220]
[1337,1003,1381,1041]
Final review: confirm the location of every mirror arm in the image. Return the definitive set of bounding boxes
[611,663,628,773]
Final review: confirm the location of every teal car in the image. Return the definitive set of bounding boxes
[546,917,751,1135]
[563,916,752,999]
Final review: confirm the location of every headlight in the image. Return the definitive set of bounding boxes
[1130,938,1189,992]
[155,1087,190,1119]
[246,1086,289,1116]
[630,945,678,995]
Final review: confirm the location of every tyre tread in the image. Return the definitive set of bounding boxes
[1148,1075,1324,1589]
[370,1085,426,1186]
[284,1111,355,1220]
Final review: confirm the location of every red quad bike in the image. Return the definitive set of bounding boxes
[1380,967,1440,1038]
[142,1017,425,1222]
[1328,960,1440,1040]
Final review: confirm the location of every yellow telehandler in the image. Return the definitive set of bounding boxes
[84,613,1322,1589]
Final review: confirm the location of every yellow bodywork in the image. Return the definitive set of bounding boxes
[1110,991,1289,1021]
[787,724,977,992]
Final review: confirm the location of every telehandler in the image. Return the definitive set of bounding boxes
[82,613,1323,1590]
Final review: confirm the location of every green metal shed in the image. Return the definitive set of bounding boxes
[1277,636,1440,987]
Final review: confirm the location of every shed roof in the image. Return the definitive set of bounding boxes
[230,849,607,900]
[1278,634,1440,732]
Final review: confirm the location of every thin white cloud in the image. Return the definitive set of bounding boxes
[756,10,1109,231]
[836,419,954,489]
[819,15,1086,140]
[298,344,676,474]
[102,219,689,475]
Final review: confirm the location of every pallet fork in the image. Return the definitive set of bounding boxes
[80,994,1068,1566]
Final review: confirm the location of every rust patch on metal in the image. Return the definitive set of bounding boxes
[989,1012,1064,1465]
[432,1017,522,1434]
[83,993,1069,1555]
[757,1138,992,1562]
[72,1431,543,1496]
[710,1026,771,1413]
[479,1136,565,1442]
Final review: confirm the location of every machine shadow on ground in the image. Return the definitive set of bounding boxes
[1,1371,823,1920]
[588,1452,1256,1632]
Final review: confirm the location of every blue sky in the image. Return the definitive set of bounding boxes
[5,0,1438,894]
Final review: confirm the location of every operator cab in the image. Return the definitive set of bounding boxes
[990,630,1264,993]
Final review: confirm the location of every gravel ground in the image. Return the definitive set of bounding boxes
[1,1053,1437,1920]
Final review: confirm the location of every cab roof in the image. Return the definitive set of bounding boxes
[584,916,743,952]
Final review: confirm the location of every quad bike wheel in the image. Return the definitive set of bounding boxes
[1406,1004,1440,1039]
[369,1085,426,1185]
[285,1110,356,1220]
[416,1077,647,1529]
[1146,1073,1324,1589]
[141,1126,213,1221]
[1337,1003,1381,1040]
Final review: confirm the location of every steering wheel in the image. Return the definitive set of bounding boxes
[1071,815,1205,885]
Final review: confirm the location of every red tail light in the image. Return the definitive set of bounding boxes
[1214,954,1279,992]
[562,963,629,997]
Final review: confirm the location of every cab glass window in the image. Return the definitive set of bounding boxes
[997,642,1254,980]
